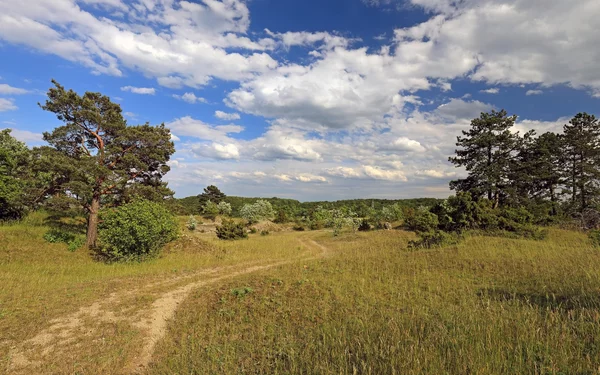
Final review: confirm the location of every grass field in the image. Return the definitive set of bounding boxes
[2,215,600,374]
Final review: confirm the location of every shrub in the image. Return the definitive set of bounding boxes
[186,215,197,231]
[408,230,462,249]
[292,224,306,231]
[217,201,232,216]
[405,210,439,232]
[43,228,84,252]
[260,230,270,236]
[250,227,258,234]
[240,200,275,224]
[358,219,372,232]
[589,230,600,247]
[202,200,220,221]
[216,219,248,240]
[98,200,179,262]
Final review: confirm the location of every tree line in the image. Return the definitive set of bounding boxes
[450,110,600,220]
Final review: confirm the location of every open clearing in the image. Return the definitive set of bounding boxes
[2,219,600,374]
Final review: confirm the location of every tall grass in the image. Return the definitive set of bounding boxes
[149,229,600,375]
[0,213,311,372]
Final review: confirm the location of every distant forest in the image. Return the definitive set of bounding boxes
[174,196,443,218]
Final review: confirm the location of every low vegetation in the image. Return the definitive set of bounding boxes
[98,200,179,262]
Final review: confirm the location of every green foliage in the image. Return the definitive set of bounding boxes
[202,200,220,220]
[98,200,179,261]
[249,227,258,234]
[217,201,232,216]
[230,287,253,298]
[358,219,372,232]
[186,215,197,231]
[449,109,521,205]
[260,230,270,236]
[43,228,84,252]
[38,80,175,248]
[198,185,226,206]
[240,200,275,224]
[589,230,600,247]
[0,129,31,220]
[405,209,439,232]
[408,230,462,250]
[216,219,248,240]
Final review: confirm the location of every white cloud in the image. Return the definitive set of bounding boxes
[526,89,543,96]
[166,116,243,142]
[435,98,495,121]
[215,111,240,120]
[0,0,278,86]
[121,86,155,95]
[173,92,206,104]
[480,88,500,94]
[0,84,29,95]
[193,142,240,160]
[0,98,17,112]
[2,128,43,142]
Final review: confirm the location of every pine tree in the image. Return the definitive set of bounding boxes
[449,109,521,207]
[198,185,226,205]
[561,113,600,213]
[39,80,175,248]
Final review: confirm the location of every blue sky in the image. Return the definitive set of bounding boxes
[0,0,599,200]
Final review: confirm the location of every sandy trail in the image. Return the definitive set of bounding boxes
[7,236,329,374]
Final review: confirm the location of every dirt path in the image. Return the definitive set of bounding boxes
[7,236,330,375]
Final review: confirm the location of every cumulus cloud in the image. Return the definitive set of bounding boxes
[480,88,500,94]
[121,86,155,95]
[435,98,495,121]
[0,98,17,112]
[2,127,43,142]
[0,84,29,95]
[193,142,240,160]
[215,111,240,120]
[526,89,543,96]
[166,116,243,142]
[173,92,206,104]
[0,0,278,85]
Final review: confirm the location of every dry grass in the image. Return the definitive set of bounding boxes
[0,213,314,374]
[148,229,600,375]
[3,213,600,374]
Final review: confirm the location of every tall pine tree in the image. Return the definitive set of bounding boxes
[561,113,600,213]
[449,109,521,208]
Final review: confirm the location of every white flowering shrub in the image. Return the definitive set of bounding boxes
[240,200,275,224]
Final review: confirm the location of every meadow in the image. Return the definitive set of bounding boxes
[2,214,600,374]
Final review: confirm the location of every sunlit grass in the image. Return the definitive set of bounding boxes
[149,229,600,375]
[0,213,310,371]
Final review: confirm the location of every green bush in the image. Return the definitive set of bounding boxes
[405,210,439,232]
[292,224,306,231]
[260,230,270,236]
[216,219,248,240]
[98,200,179,261]
[408,230,462,249]
[186,215,197,231]
[43,228,84,252]
[589,230,600,247]
[358,219,372,232]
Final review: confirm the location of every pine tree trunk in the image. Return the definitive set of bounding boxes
[86,196,101,249]
[550,184,557,216]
